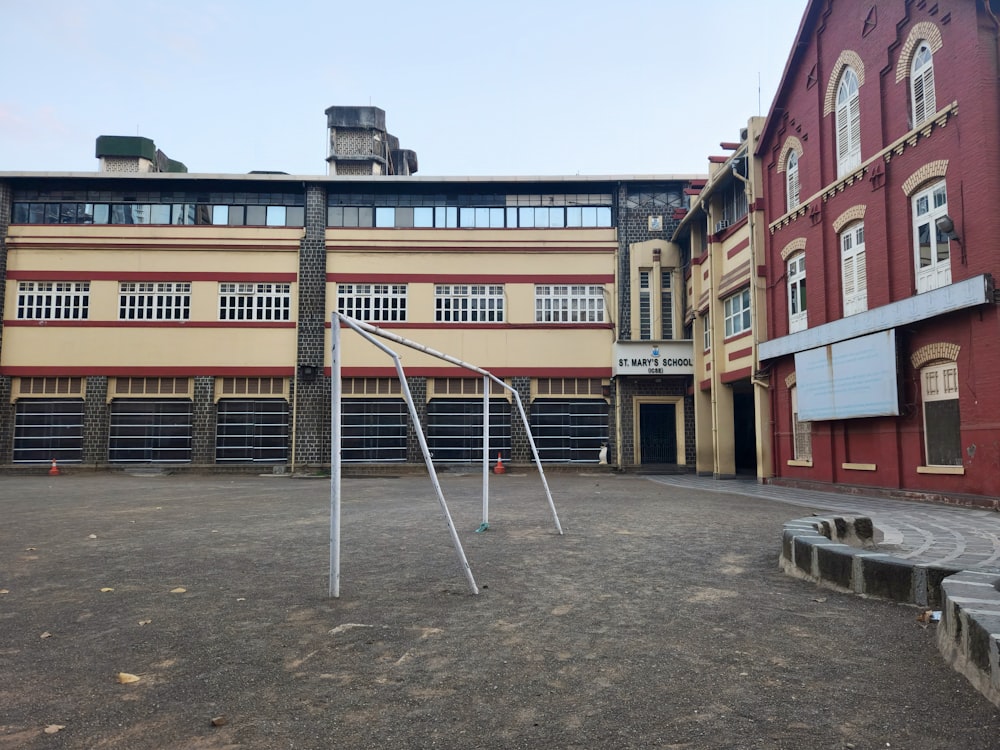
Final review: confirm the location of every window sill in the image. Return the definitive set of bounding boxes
[916,465,965,475]
[842,462,876,471]
[787,459,813,467]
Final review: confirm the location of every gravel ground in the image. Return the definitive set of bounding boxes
[1,471,998,749]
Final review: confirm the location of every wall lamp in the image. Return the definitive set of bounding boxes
[936,214,960,241]
[298,364,320,381]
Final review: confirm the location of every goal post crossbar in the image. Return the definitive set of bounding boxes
[330,313,563,599]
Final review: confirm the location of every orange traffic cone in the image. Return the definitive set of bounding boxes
[49,458,60,476]
[493,453,506,475]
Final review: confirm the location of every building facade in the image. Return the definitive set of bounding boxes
[758,0,1000,500]
[0,117,700,471]
[675,118,773,481]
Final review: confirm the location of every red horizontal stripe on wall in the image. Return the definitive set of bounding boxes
[700,378,712,391]
[327,274,613,284]
[6,270,297,282]
[339,367,612,378]
[721,367,752,384]
[1,366,295,377]
[728,347,753,361]
[726,237,750,259]
[4,320,296,329]
[327,321,613,331]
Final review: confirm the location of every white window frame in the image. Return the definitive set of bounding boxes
[638,270,652,339]
[840,223,867,316]
[836,68,862,177]
[218,283,291,321]
[786,151,801,212]
[16,281,90,320]
[434,284,504,323]
[912,181,951,293]
[723,288,751,338]
[921,361,961,467]
[911,42,936,127]
[787,253,807,333]
[535,284,605,323]
[702,313,711,352]
[337,283,407,322]
[119,282,191,320]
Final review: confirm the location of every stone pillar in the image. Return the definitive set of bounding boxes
[405,376,428,463]
[191,376,216,464]
[509,376,531,462]
[294,184,330,467]
[83,377,109,465]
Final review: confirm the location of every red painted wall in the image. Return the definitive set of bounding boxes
[759,0,1000,498]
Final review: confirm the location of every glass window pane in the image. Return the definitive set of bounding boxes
[12,203,28,223]
[45,204,60,223]
[582,207,597,227]
[228,206,246,226]
[414,207,434,227]
[519,207,535,228]
[150,204,171,224]
[342,207,359,227]
[358,207,373,227]
[548,207,565,228]
[566,206,582,227]
[212,205,229,225]
[265,206,286,226]
[245,205,265,225]
[93,204,110,224]
[506,207,518,227]
[460,207,476,227]
[475,207,490,226]
[58,204,77,223]
[534,207,550,228]
[375,207,395,227]
[445,206,458,227]
[596,207,611,227]
[328,206,344,226]
[285,206,304,226]
[489,207,505,227]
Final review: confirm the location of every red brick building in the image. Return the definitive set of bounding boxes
[758,0,1000,500]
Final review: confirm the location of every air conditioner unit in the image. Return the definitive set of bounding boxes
[715,220,730,233]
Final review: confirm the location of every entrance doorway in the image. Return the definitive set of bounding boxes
[732,388,757,474]
[639,402,677,464]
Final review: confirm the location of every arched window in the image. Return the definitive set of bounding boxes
[787,253,807,333]
[840,222,867,316]
[836,68,861,176]
[911,42,936,127]
[921,361,961,467]
[786,151,800,212]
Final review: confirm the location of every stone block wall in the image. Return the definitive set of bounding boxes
[191,377,216,464]
[82,377,109,465]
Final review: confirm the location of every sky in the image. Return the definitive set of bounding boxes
[0,0,808,178]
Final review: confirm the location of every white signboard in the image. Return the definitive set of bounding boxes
[613,341,695,376]
[795,330,899,421]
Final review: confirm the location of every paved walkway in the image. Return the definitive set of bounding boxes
[648,475,1000,573]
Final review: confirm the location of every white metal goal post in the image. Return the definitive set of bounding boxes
[329,312,564,597]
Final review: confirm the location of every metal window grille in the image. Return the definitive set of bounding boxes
[434,285,504,323]
[108,400,192,463]
[660,272,673,340]
[639,271,651,339]
[341,399,408,463]
[426,399,511,463]
[119,282,191,320]
[219,283,291,321]
[13,399,85,463]
[529,400,609,462]
[216,399,289,463]
[534,285,605,323]
[337,283,407,322]
[16,281,90,320]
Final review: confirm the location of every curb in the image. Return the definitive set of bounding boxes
[780,515,1000,708]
